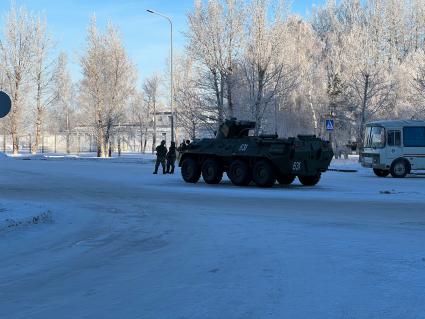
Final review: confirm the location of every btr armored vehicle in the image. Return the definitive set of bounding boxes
[179,118,333,188]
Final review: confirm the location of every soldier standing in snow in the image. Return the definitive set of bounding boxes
[153,140,167,174]
[166,141,177,174]
[177,140,187,160]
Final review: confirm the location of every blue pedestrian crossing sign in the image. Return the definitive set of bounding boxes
[326,119,334,131]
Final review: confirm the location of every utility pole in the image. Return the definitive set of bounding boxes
[147,9,174,142]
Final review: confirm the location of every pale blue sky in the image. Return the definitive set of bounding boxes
[0,0,325,84]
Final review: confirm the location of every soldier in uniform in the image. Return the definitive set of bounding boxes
[180,140,187,150]
[177,140,187,160]
[166,141,177,174]
[153,140,167,174]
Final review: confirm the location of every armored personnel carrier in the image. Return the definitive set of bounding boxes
[179,118,333,187]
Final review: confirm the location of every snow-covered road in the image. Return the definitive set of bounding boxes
[1,157,425,319]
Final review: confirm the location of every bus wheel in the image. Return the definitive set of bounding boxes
[373,169,390,177]
[390,159,409,178]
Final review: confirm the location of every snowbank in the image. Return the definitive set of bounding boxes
[0,152,9,160]
[0,201,53,232]
[7,152,156,164]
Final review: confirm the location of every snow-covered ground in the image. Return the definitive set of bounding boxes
[1,154,425,319]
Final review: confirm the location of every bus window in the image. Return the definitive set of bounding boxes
[387,131,401,146]
[403,127,425,147]
[370,127,385,148]
[364,126,385,148]
[395,131,401,146]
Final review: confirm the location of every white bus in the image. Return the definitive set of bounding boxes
[361,120,425,178]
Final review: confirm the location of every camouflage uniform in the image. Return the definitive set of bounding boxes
[153,141,167,174]
[166,142,177,174]
[177,141,186,160]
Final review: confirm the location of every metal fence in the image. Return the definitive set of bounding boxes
[0,131,170,155]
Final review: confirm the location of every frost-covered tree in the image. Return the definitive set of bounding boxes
[407,0,425,52]
[143,74,161,153]
[129,91,149,153]
[174,55,204,139]
[50,53,74,153]
[0,6,36,154]
[341,7,396,143]
[31,17,55,154]
[187,0,245,125]
[80,18,136,157]
[240,0,295,134]
[280,16,325,136]
[403,50,425,118]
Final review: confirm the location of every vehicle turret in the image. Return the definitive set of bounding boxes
[216,118,256,139]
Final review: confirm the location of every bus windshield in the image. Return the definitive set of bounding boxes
[364,126,385,148]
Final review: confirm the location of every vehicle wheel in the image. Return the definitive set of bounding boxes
[202,159,223,184]
[252,160,276,188]
[373,169,390,177]
[181,157,201,183]
[298,173,321,186]
[277,174,296,185]
[228,160,252,186]
[390,159,409,178]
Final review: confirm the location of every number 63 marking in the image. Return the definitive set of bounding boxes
[239,144,248,152]
[292,161,301,171]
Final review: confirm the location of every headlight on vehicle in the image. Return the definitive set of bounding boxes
[373,155,380,164]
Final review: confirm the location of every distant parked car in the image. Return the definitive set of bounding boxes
[361,120,425,178]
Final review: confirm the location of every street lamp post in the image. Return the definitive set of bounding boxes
[147,9,174,142]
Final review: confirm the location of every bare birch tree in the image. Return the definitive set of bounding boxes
[341,8,396,143]
[51,52,73,153]
[80,18,136,157]
[129,91,149,153]
[187,0,245,126]
[174,55,204,139]
[31,17,55,154]
[241,0,298,134]
[143,74,161,153]
[0,6,35,154]
[403,50,425,118]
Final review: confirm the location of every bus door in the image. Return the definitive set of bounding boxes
[386,130,402,161]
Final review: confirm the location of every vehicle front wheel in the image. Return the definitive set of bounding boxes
[277,174,296,185]
[373,169,390,177]
[298,173,321,186]
[202,159,223,184]
[390,159,409,178]
[252,160,276,188]
[181,157,201,183]
[228,160,251,186]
